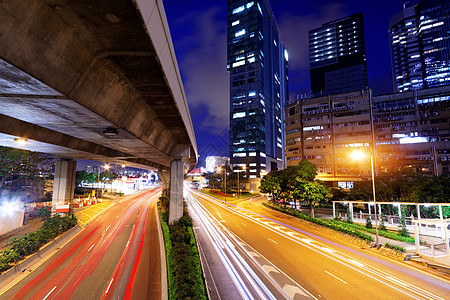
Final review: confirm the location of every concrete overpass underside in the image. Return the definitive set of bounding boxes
[0,0,197,171]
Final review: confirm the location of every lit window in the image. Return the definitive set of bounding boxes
[248,91,256,97]
[232,60,245,68]
[261,153,266,157]
[232,5,245,14]
[248,57,256,63]
[235,29,246,37]
[250,175,257,178]
[233,153,246,157]
[250,169,257,172]
[249,163,257,166]
[249,152,256,156]
[246,1,254,9]
[232,20,240,26]
[233,112,246,119]
[284,49,289,61]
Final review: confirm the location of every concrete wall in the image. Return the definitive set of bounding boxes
[0,208,25,236]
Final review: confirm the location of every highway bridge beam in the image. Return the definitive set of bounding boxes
[52,159,76,214]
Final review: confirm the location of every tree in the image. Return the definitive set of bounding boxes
[75,171,97,186]
[0,146,52,190]
[259,170,281,200]
[292,178,330,218]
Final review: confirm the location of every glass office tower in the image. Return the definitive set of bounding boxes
[227,0,288,178]
[389,0,450,92]
[309,13,368,97]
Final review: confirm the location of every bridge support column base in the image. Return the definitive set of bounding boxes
[168,159,184,224]
[52,159,76,214]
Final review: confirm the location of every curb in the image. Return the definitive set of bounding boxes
[0,224,82,293]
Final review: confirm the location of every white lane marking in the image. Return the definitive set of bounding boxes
[87,244,95,252]
[349,259,364,267]
[321,247,334,254]
[268,238,278,244]
[105,277,114,294]
[241,222,247,226]
[325,270,348,284]
[262,265,278,274]
[283,284,310,298]
[247,251,258,257]
[43,286,57,300]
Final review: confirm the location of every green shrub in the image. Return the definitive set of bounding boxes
[160,211,206,300]
[0,215,77,274]
[37,207,51,221]
[365,217,372,229]
[384,243,405,252]
[263,202,373,242]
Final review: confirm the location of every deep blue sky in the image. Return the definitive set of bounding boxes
[164,0,414,165]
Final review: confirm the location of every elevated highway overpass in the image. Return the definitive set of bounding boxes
[0,0,196,221]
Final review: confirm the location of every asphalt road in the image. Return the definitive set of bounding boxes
[1,189,161,300]
[188,189,450,300]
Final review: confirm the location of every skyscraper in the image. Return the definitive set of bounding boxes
[309,13,368,97]
[389,0,450,93]
[227,0,288,179]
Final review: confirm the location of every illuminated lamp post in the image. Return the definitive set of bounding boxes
[352,150,379,249]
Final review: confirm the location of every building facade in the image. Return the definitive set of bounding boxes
[227,0,288,178]
[285,86,450,187]
[389,0,450,93]
[309,13,368,98]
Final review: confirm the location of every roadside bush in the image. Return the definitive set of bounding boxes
[0,214,77,274]
[366,217,372,229]
[160,209,207,300]
[384,243,405,253]
[263,202,373,242]
[38,206,51,221]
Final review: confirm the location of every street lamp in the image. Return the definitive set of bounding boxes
[352,150,379,249]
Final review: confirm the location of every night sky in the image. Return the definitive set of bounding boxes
[164,0,415,166]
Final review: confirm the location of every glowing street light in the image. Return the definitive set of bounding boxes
[14,137,28,145]
[352,150,380,249]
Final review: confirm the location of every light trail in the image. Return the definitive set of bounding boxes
[186,191,277,300]
[190,188,447,300]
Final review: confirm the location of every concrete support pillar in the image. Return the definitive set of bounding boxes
[439,205,443,220]
[158,170,170,191]
[349,203,354,220]
[332,202,336,219]
[168,159,185,224]
[368,204,372,218]
[416,204,421,220]
[378,203,381,221]
[52,159,76,213]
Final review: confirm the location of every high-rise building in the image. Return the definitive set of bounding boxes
[227,0,288,179]
[389,0,450,93]
[309,13,368,98]
[285,86,450,187]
